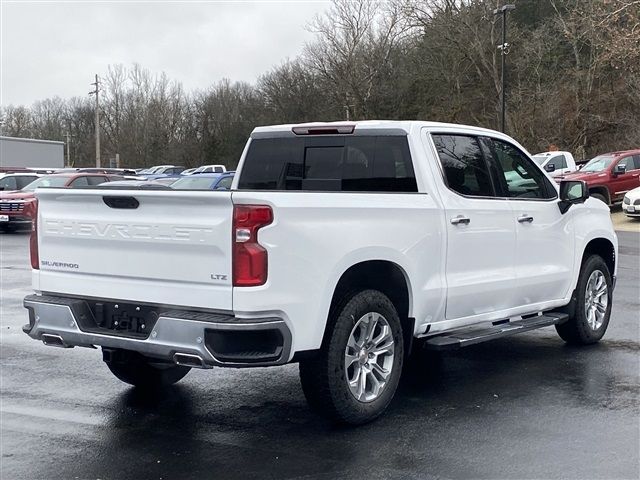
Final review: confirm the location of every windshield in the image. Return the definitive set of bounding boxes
[532,155,548,166]
[171,176,216,190]
[581,155,614,172]
[22,176,70,191]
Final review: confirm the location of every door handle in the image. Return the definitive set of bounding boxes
[450,215,471,225]
[517,214,534,223]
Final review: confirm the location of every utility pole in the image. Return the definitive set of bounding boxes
[89,74,101,167]
[64,132,75,167]
[494,4,516,134]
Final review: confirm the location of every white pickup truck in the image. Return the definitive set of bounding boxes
[532,150,578,178]
[23,121,617,424]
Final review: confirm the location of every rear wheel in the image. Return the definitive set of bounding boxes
[299,289,404,424]
[556,255,612,345]
[104,349,191,388]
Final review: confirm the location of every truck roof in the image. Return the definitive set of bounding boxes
[606,149,640,157]
[251,120,507,138]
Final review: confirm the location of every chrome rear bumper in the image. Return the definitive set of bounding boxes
[23,294,292,368]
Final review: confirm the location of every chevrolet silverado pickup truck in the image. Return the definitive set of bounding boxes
[23,121,618,424]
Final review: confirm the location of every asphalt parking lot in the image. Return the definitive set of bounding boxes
[1,229,638,480]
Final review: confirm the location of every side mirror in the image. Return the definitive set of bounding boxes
[614,164,627,175]
[545,163,556,172]
[558,180,589,214]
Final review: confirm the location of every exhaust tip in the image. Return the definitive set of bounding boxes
[41,334,71,348]
[173,353,207,369]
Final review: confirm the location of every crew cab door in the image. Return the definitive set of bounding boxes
[486,138,574,305]
[430,133,518,319]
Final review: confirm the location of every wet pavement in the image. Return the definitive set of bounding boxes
[1,231,638,480]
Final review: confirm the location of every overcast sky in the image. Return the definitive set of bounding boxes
[0,0,330,106]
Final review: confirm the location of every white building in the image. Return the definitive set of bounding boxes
[0,136,64,169]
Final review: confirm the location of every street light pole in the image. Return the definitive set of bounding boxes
[89,74,101,168]
[494,4,515,134]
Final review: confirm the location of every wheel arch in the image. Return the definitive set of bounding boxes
[588,186,611,204]
[582,237,616,278]
[324,260,415,355]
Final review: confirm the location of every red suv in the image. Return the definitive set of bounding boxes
[562,149,640,205]
[0,173,121,232]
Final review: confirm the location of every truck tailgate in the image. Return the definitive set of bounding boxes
[34,188,233,311]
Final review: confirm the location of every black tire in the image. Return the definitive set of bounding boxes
[591,193,608,205]
[299,289,404,425]
[555,255,613,345]
[105,349,190,388]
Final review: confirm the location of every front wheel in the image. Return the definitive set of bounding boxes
[299,289,404,424]
[105,349,191,388]
[556,255,613,345]
[591,193,608,205]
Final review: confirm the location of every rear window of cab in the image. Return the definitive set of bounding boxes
[238,136,418,193]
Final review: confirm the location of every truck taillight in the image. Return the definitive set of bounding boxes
[232,204,273,287]
[24,199,39,269]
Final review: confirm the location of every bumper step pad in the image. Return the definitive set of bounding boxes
[424,312,569,351]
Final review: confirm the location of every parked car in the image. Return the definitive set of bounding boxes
[180,168,197,176]
[622,186,640,219]
[78,168,138,176]
[170,172,235,190]
[22,121,617,425]
[532,151,578,178]
[142,166,185,180]
[562,149,640,205]
[138,165,175,175]
[191,164,226,174]
[0,173,121,232]
[0,173,42,192]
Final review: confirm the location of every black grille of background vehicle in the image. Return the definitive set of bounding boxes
[0,202,24,212]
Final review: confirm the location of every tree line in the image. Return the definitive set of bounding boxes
[1,0,638,169]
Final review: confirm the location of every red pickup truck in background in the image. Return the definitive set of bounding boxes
[0,173,121,232]
[562,149,640,205]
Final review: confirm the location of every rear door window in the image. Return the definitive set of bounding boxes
[431,134,495,197]
[238,136,417,192]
